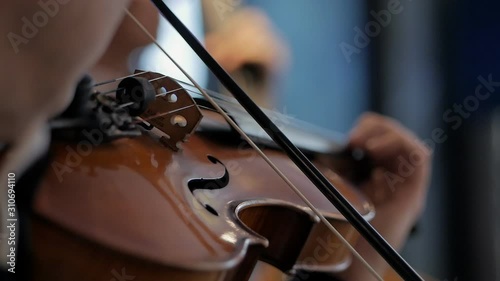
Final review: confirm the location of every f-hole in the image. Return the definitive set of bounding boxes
[188,155,230,217]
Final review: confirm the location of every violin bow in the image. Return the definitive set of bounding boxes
[139,1,425,280]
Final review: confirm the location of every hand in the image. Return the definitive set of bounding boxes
[339,112,432,280]
[205,8,290,77]
[349,112,432,216]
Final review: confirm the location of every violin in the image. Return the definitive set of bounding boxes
[32,70,373,280]
[26,2,427,281]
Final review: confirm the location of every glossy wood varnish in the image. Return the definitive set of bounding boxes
[33,113,374,280]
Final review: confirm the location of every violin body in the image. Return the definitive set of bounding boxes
[32,108,374,281]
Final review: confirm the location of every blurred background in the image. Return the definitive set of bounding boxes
[144,0,500,280]
[250,1,500,280]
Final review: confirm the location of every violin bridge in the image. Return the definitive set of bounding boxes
[135,70,202,151]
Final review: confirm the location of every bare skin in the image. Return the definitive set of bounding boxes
[205,8,289,78]
[0,0,130,266]
[339,112,432,280]
[205,8,290,108]
[91,0,160,84]
[0,1,130,141]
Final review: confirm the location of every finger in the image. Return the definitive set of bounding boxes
[206,36,243,72]
[364,131,408,161]
[209,40,278,74]
[349,113,391,147]
[359,168,393,205]
[205,19,288,73]
[349,112,416,149]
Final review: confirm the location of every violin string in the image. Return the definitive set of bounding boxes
[118,101,136,108]
[98,88,124,96]
[133,104,213,126]
[117,87,186,108]
[94,72,230,105]
[139,104,196,122]
[93,71,149,87]
[165,77,298,124]
[95,72,170,85]
[149,75,171,83]
[96,81,219,117]
[148,78,265,119]
[125,8,383,281]
[93,66,250,116]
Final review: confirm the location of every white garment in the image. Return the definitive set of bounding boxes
[138,0,207,87]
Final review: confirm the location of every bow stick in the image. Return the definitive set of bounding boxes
[144,1,425,280]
